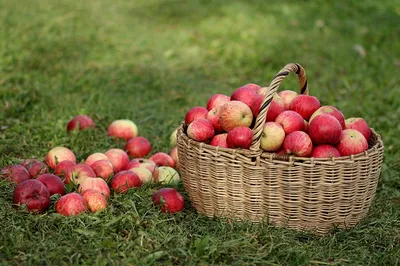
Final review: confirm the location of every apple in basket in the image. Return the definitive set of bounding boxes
[206,94,230,111]
[278,90,298,109]
[219,101,253,132]
[336,129,368,156]
[282,131,313,157]
[185,106,208,125]
[311,145,341,158]
[67,115,95,132]
[227,126,253,149]
[308,114,342,145]
[245,83,262,94]
[107,119,138,140]
[230,85,258,107]
[260,122,285,152]
[187,119,215,142]
[210,133,228,148]
[249,94,286,122]
[207,108,224,133]
[309,106,346,129]
[275,110,304,135]
[13,179,51,213]
[289,95,321,120]
[345,117,371,141]
[45,146,76,169]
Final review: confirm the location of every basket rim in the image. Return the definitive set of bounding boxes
[177,122,384,165]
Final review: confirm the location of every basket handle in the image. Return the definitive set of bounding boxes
[250,63,308,151]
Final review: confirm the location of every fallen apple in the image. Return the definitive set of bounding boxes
[79,177,111,198]
[1,165,30,184]
[152,188,185,214]
[55,193,87,216]
[110,170,142,193]
[82,189,107,213]
[67,115,95,132]
[13,179,51,213]
[36,173,65,196]
[107,119,138,140]
[105,148,130,173]
[45,146,76,169]
[21,159,48,178]
[125,136,152,158]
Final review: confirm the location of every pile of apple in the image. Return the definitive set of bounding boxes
[184,84,371,158]
[1,116,185,216]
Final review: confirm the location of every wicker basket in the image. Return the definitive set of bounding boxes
[176,63,384,235]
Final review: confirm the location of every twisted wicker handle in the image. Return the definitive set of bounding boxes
[250,63,308,151]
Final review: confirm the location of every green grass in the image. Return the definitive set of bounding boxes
[1,0,400,265]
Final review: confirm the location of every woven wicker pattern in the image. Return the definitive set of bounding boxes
[177,63,384,235]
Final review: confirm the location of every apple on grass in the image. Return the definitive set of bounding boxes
[187,119,215,142]
[1,165,30,184]
[128,167,153,183]
[65,164,96,185]
[36,174,65,196]
[184,106,208,125]
[345,117,371,141]
[107,119,138,140]
[275,110,305,135]
[85,153,110,166]
[289,95,321,120]
[219,101,253,132]
[125,136,152,158]
[230,86,258,107]
[56,193,87,216]
[260,122,285,152]
[227,127,253,149]
[105,148,130,173]
[308,114,342,145]
[206,94,230,111]
[278,90,298,109]
[82,189,107,213]
[54,160,76,177]
[149,152,175,168]
[127,159,159,177]
[110,171,142,193]
[46,146,76,169]
[91,160,114,181]
[311,145,341,158]
[67,115,95,132]
[79,177,110,198]
[170,127,179,147]
[210,133,228,148]
[157,166,180,184]
[282,131,313,157]
[309,106,346,129]
[169,146,179,169]
[13,179,50,213]
[152,188,185,214]
[336,129,368,156]
[207,108,224,133]
[21,159,48,178]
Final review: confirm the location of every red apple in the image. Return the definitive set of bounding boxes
[110,171,142,193]
[345,118,371,141]
[275,110,305,135]
[282,131,313,157]
[1,165,30,184]
[278,90,298,109]
[260,122,285,152]
[127,159,158,176]
[289,95,321,120]
[184,106,208,125]
[105,148,130,173]
[250,94,263,117]
[13,179,50,213]
[54,160,76,178]
[309,114,342,145]
[65,164,96,185]
[79,177,110,198]
[91,160,114,181]
[304,120,309,133]
[187,118,215,142]
[67,115,95,132]
[207,108,224,133]
[219,101,253,132]
[169,146,179,169]
[128,167,153,183]
[311,145,341,158]
[21,159,48,178]
[336,129,368,156]
[226,126,253,149]
[152,188,185,214]
[309,106,346,129]
[36,174,65,196]
[85,153,110,166]
[230,86,258,107]
[256,87,269,96]
[45,146,76,169]
[266,94,287,122]
[206,94,230,111]
[157,166,180,184]
[125,136,152,158]
[245,83,262,93]
[149,152,175,168]
[107,119,138,140]
[210,133,228,148]
[55,193,87,216]
[82,189,107,213]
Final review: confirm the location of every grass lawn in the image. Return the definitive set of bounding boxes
[1,0,399,265]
